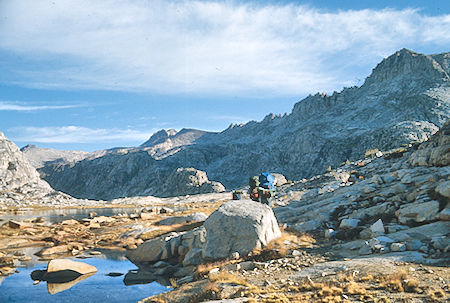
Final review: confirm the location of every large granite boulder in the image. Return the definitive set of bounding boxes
[202,200,281,260]
[47,259,97,275]
[409,120,450,167]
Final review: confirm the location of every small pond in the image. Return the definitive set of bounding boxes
[0,255,171,303]
[0,207,138,224]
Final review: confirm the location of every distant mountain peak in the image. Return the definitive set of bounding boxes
[140,129,178,147]
[364,48,449,86]
[20,144,37,152]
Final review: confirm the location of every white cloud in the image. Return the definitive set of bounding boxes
[0,1,449,96]
[10,126,152,144]
[0,101,83,111]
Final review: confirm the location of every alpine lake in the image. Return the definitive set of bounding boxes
[0,207,173,303]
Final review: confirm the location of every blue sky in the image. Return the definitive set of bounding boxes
[1,0,449,151]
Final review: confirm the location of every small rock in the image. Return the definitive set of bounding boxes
[339,219,360,229]
[89,251,102,255]
[107,272,123,277]
[230,252,240,260]
[8,220,32,229]
[153,261,170,268]
[390,243,407,252]
[418,245,428,253]
[139,213,153,220]
[437,208,450,221]
[406,240,423,251]
[240,261,256,271]
[291,250,302,257]
[324,229,335,238]
[129,213,139,219]
[160,207,174,214]
[224,263,241,271]
[177,275,193,284]
[370,219,385,234]
[61,219,79,225]
[358,242,372,255]
[209,268,220,275]
[435,181,450,198]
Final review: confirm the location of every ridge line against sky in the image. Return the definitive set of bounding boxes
[0,0,449,151]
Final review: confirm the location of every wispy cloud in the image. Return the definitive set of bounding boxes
[9,126,152,144]
[0,1,449,96]
[0,101,83,111]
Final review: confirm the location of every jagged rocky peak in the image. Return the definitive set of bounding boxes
[0,132,51,191]
[140,129,178,147]
[140,128,210,148]
[35,49,450,200]
[364,48,449,86]
[20,144,37,152]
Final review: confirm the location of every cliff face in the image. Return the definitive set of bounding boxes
[0,132,79,206]
[35,49,450,200]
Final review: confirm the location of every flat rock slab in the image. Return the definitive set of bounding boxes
[47,259,97,275]
[290,252,427,280]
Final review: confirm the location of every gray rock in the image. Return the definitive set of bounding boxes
[324,228,335,238]
[396,200,440,224]
[182,248,204,266]
[339,219,360,229]
[406,240,423,251]
[239,261,256,271]
[435,181,450,198]
[126,237,169,263]
[293,220,323,233]
[370,219,385,234]
[272,173,288,186]
[437,208,450,221]
[358,242,372,255]
[157,212,208,226]
[181,226,207,250]
[390,243,407,252]
[202,200,281,261]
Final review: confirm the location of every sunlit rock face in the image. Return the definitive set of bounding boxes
[0,132,81,207]
[35,49,450,200]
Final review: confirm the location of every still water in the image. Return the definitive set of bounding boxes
[0,207,138,224]
[0,256,171,303]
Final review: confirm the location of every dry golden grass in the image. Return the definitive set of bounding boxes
[208,271,250,287]
[251,231,316,260]
[187,282,220,303]
[196,259,238,275]
[343,281,366,295]
[427,288,446,301]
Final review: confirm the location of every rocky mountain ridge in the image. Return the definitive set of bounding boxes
[30,49,450,200]
[0,132,87,207]
[20,144,91,168]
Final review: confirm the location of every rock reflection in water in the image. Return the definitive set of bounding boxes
[31,269,96,295]
[123,268,170,286]
[31,268,96,295]
[1,255,171,302]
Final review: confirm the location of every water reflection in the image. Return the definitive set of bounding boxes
[1,255,171,302]
[31,269,96,295]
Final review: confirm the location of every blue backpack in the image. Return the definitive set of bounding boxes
[259,172,275,190]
